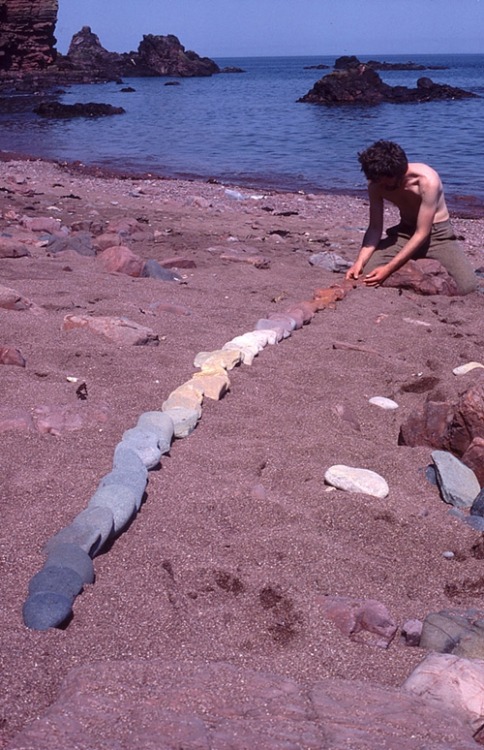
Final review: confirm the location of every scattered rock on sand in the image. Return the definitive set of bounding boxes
[431,450,480,508]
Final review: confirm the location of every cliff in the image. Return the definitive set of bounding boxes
[0,0,58,71]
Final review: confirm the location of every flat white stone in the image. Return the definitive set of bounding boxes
[452,362,484,376]
[368,396,399,410]
[324,465,389,499]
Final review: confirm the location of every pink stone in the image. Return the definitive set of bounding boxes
[97,246,145,277]
[150,302,192,316]
[62,315,158,346]
[0,285,32,310]
[0,346,26,367]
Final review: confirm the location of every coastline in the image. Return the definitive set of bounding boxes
[2,148,484,219]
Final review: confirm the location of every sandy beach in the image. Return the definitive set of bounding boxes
[1,155,484,748]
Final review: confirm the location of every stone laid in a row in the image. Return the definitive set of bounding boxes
[23,284,351,629]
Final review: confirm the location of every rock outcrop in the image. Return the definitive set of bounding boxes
[334,55,448,71]
[0,18,220,90]
[0,0,58,71]
[65,27,219,79]
[299,60,478,105]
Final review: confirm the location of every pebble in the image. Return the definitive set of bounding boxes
[44,542,95,584]
[324,465,389,499]
[28,565,83,599]
[88,484,140,535]
[470,488,484,517]
[162,405,200,438]
[368,396,399,410]
[452,361,484,376]
[431,450,481,509]
[120,427,163,469]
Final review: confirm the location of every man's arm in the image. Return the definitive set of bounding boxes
[363,176,439,286]
[346,184,383,280]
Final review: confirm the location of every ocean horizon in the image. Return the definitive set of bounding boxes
[1,53,483,209]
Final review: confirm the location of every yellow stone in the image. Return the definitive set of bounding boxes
[192,369,230,400]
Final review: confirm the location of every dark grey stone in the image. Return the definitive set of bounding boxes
[28,565,83,598]
[465,515,484,531]
[23,592,73,630]
[141,259,181,281]
[424,465,438,486]
[45,505,115,558]
[470,487,484,517]
[44,542,95,584]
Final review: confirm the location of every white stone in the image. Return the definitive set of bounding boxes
[452,362,484,376]
[324,465,389,499]
[229,334,265,353]
[369,396,399,410]
[403,653,484,733]
[222,341,256,365]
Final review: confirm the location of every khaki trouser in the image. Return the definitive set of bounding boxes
[364,219,477,295]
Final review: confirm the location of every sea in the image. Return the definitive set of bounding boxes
[1,54,484,208]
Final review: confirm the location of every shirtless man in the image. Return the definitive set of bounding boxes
[346,140,477,295]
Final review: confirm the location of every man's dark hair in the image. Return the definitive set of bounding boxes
[358,140,408,182]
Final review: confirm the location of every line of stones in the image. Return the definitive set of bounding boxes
[22,284,348,630]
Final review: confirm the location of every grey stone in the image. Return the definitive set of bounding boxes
[420,609,484,658]
[309,251,352,273]
[120,427,163,469]
[141,259,181,281]
[425,465,438,486]
[44,505,115,558]
[44,542,95,584]
[28,565,83,599]
[99,468,147,507]
[88,484,139,535]
[465,515,484,531]
[22,592,73,630]
[136,411,174,454]
[267,312,297,333]
[431,450,481,508]
[163,406,199,438]
[470,488,484,517]
[112,443,149,475]
[254,319,287,341]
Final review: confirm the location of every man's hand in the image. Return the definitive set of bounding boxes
[345,262,364,280]
[363,264,392,286]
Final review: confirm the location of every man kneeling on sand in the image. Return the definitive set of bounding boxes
[346,140,477,295]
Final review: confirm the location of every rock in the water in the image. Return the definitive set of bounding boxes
[34,102,125,118]
[324,465,389,498]
[431,450,480,508]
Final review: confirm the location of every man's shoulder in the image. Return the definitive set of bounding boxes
[408,162,441,184]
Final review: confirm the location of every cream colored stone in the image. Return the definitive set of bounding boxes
[192,369,230,400]
[324,465,389,499]
[194,349,242,371]
[453,362,484,376]
[222,342,256,365]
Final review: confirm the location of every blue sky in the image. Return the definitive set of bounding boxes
[55,0,484,57]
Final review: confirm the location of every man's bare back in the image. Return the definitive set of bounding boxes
[376,162,449,226]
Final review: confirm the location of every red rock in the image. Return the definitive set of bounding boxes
[0,238,30,258]
[448,378,484,456]
[97,246,145,277]
[107,218,142,235]
[21,216,62,233]
[93,232,123,251]
[0,346,26,367]
[312,286,345,308]
[33,403,109,436]
[283,306,305,328]
[0,410,34,432]
[461,437,484,486]
[62,314,159,346]
[316,595,397,648]
[383,259,459,296]
[8,660,476,750]
[0,285,32,310]
[398,399,454,449]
